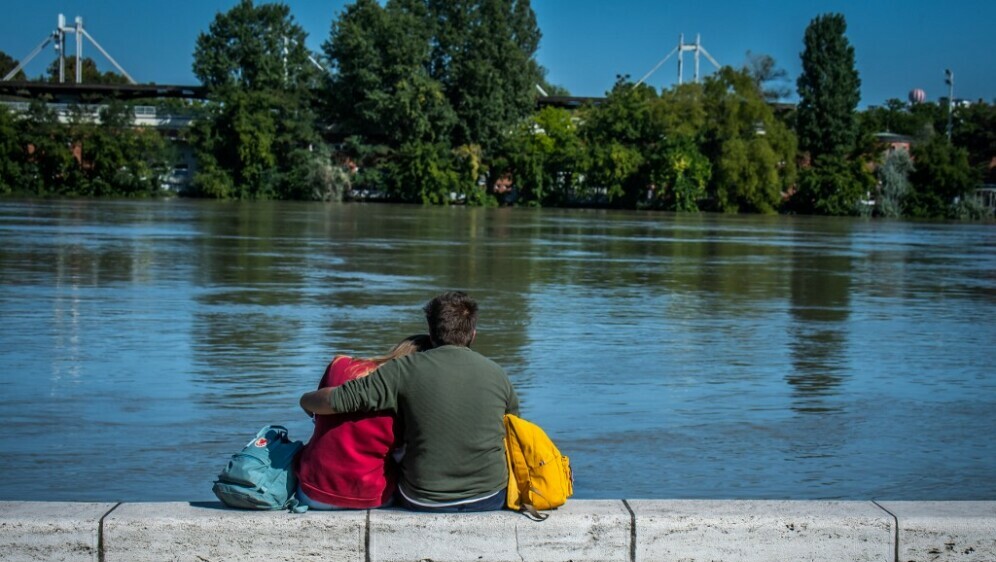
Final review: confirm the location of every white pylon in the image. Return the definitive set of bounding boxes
[635,33,720,88]
[2,13,136,84]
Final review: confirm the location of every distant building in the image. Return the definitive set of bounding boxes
[874,132,916,155]
[974,186,996,215]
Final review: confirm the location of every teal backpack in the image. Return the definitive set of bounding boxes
[212,425,306,512]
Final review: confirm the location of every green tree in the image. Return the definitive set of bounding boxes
[323,0,454,147]
[584,140,643,205]
[744,50,790,102]
[193,0,317,92]
[796,13,861,160]
[575,70,794,212]
[576,79,658,205]
[8,101,171,197]
[190,0,326,200]
[427,0,544,154]
[189,89,279,199]
[701,67,797,213]
[0,105,23,193]
[876,148,914,218]
[0,50,27,80]
[83,102,170,196]
[46,57,128,84]
[646,137,711,212]
[793,154,874,216]
[712,137,783,213]
[857,99,944,150]
[322,0,462,202]
[907,135,980,218]
[657,81,708,138]
[323,0,544,204]
[951,101,996,184]
[498,106,585,205]
[384,141,460,204]
[283,145,349,202]
[15,102,75,194]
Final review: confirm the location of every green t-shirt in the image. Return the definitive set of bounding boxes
[330,345,520,503]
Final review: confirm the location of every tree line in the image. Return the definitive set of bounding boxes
[1,2,993,219]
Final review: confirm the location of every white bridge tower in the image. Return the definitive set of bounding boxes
[2,14,136,84]
[635,33,720,88]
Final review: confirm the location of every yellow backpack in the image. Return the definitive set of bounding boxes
[503,414,574,520]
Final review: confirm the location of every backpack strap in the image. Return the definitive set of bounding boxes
[287,497,309,514]
[519,503,548,522]
[258,425,289,439]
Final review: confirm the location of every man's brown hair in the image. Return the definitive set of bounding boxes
[423,291,478,347]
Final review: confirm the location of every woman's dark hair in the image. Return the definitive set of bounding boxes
[423,291,477,347]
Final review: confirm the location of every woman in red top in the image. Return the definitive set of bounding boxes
[295,335,431,509]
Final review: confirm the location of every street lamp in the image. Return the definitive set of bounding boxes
[945,69,954,141]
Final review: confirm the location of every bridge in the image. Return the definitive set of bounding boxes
[1,100,195,129]
[3,13,741,113]
[0,80,596,109]
[0,80,206,102]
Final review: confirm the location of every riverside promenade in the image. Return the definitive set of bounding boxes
[1,500,993,561]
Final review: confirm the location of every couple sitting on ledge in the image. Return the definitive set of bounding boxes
[298,291,520,512]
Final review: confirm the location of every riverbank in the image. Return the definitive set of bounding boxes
[2,500,993,561]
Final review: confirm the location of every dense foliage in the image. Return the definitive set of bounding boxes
[0,101,169,197]
[0,7,992,220]
[907,136,983,219]
[0,105,23,194]
[558,68,797,213]
[856,98,994,217]
[322,0,543,204]
[188,0,331,200]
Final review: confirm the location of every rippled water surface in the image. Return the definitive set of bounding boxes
[0,199,993,502]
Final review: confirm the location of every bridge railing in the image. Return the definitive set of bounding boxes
[1,100,194,129]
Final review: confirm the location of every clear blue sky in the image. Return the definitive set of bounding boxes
[1,0,993,107]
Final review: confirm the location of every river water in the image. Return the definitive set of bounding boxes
[0,199,993,502]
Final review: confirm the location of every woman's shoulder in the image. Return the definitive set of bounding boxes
[333,355,378,383]
[331,354,352,367]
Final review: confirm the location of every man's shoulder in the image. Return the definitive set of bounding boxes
[429,345,497,361]
[423,346,506,374]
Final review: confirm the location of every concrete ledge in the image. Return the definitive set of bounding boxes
[0,501,116,562]
[878,501,996,562]
[629,499,894,562]
[102,502,366,562]
[369,500,631,562]
[1,500,994,562]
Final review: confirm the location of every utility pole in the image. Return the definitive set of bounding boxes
[677,34,684,85]
[945,69,954,142]
[694,34,701,83]
[75,16,84,84]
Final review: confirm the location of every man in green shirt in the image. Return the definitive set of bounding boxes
[300,291,520,512]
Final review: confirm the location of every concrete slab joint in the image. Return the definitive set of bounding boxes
[878,501,996,562]
[0,501,117,562]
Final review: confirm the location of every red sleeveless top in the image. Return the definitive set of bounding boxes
[295,356,400,508]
